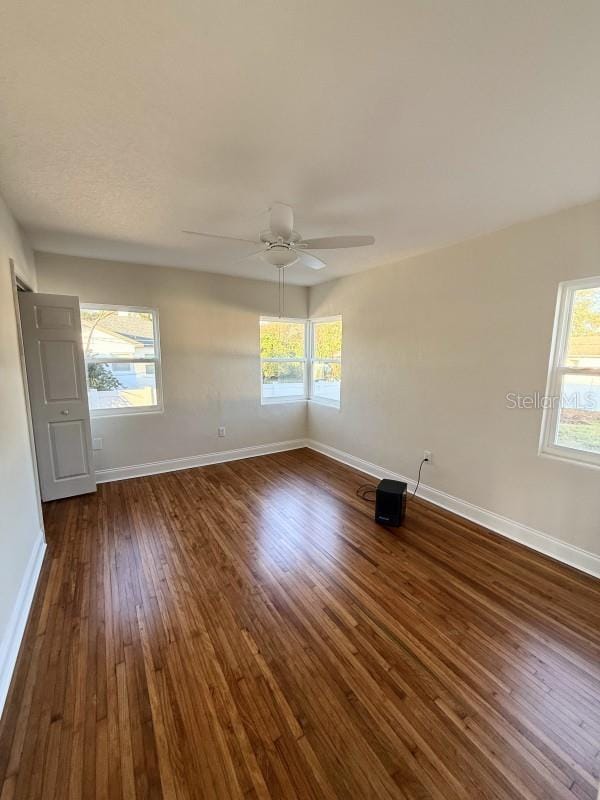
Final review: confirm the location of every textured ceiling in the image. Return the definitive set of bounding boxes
[1,1,600,285]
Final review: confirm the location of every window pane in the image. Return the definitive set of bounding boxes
[565,287,600,368]
[312,362,341,405]
[313,319,342,359]
[261,361,305,400]
[555,374,600,454]
[81,308,156,360]
[260,320,305,358]
[86,362,157,410]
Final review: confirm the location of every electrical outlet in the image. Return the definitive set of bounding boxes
[218,426,226,438]
[423,450,433,464]
[92,437,103,451]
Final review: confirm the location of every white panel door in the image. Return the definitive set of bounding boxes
[18,292,96,501]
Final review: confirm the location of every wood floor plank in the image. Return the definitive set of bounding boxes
[1,448,599,799]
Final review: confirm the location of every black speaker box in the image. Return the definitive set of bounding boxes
[375,479,407,527]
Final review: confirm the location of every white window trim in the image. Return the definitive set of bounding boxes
[539,276,600,469]
[260,316,308,405]
[81,302,164,418]
[309,315,342,409]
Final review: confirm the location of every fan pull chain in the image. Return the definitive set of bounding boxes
[277,266,286,318]
[278,266,281,318]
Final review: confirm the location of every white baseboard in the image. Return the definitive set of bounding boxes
[95,439,308,483]
[306,439,600,580]
[0,529,46,716]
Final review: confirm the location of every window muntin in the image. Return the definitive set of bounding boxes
[310,317,342,407]
[260,318,307,403]
[81,304,162,416]
[540,278,600,466]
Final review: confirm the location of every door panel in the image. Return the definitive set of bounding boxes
[49,421,90,479]
[34,304,75,329]
[39,340,81,401]
[19,292,96,501]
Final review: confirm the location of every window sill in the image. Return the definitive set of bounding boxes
[309,398,341,410]
[91,406,164,419]
[261,397,307,406]
[538,445,600,471]
[260,397,342,409]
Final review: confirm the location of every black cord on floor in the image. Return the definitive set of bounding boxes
[356,483,377,503]
[411,457,428,498]
[355,458,429,505]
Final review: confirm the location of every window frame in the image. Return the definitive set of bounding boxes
[309,315,342,409]
[81,302,164,418]
[259,315,343,407]
[259,316,309,405]
[539,276,600,469]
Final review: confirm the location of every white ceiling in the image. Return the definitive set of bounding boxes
[2,1,600,286]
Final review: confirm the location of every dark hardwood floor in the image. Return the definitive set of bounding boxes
[1,448,599,799]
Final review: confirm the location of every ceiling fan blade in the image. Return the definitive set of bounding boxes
[299,235,375,250]
[269,203,294,240]
[230,248,266,264]
[182,230,259,244]
[294,250,326,270]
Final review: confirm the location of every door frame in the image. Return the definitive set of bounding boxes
[10,259,45,538]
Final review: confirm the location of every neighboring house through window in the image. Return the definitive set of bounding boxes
[81,304,162,415]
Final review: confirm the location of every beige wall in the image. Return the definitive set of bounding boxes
[309,199,600,557]
[0,192,42,650]
[36,253,308,471]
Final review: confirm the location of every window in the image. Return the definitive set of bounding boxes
[81,304,162,416]
[540,277,600,467]
[260,315,342,407]
[260,318,307,403]
[310,317,342,407]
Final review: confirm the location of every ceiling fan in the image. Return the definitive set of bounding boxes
[182,202,375,271]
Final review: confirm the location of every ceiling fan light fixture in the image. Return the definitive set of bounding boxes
[261,245,299,268]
